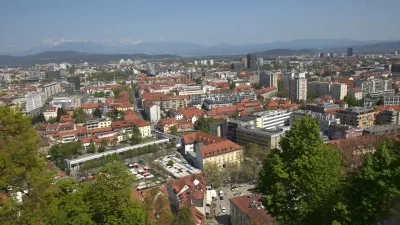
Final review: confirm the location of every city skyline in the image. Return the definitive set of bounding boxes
[1,0,400,53]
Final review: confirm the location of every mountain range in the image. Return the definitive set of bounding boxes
[4,38,400,57]
[0,51,179,67]
[1,38,400,67]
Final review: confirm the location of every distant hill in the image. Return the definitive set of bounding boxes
[5,38,399,57]
[0,51,180,67]
[252,49,316,57]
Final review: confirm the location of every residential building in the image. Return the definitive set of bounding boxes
[304,103,340,113]
[43,106,58,120]
[255,87,278,100]
[363,125,400,135]
[251,110,291,130]
[195,139,243,169]
[291,110,340,136]
[348,87,363,100]
[183,132,243,169]
[112,120,151,138]
[49,95,82,109]
[354,77,394,97]
[335,107,375,128]
[236,125,287,149]
[165,173,207,218]
[11,92,47,115]
[307,81,330,98]
[81,103,98,115]
[288,74,307,101]
[284,72,305,89]
[376,110,400,125]
[41,82,62,97]
[329,125,363,140]
[203,99,233,110]
[260,72,278,88]
[143,101,161,123]
[230,194,274,225]
[330,83,347,100]
[85,118,100,130]
[381,95,400,106]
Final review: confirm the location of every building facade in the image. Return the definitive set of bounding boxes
[330,83,347,100]
[335,107,375,128]
[288,75,307,101]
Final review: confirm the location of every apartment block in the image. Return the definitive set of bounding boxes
[230,195,274,225]
[381,95,400,106]
[330,83,347,100]
[335,107,375,128]
[260,72,278,88]
[307,81,330,98]
[376,110,400,125]
[354,77,394,97]
[288,75,307,101]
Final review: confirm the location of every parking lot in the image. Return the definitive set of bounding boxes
[211,183,256,225]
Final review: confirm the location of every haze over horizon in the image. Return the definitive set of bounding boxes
[2,0,400,53]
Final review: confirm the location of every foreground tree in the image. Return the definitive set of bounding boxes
[87,140,96,153]
[130,126,142,145]
[0,107,56,224]
[143,188,173,225]
[256,116,342,225]
[173,206,196,225]
[338,141,400,225]
[84,161,147,224]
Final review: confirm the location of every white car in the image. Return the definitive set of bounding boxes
[221,206,226,213]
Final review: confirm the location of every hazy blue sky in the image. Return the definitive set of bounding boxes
[1,0,400,51]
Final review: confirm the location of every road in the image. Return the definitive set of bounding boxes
[211,184,256,225]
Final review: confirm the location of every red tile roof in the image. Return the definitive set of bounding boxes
[183,132,226,145]
[82,103,99,109]
[44,106,57,112]
[230,194,274,225]
[199,140,242,158]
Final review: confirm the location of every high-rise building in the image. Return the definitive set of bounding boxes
[354,77,394,97]
[67,76,81,90]
[194,60,198,65]
[347,48,353,56]
[289,74,307,101]
[307,81,331,98]
[330,83,347,100]
[260,72,278,88]
[257,58,264,67]
[391,64,400,76]
[209,60,214,66]
[246,54,257,70]
[284,72,305,89]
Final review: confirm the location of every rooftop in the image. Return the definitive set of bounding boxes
[229,194,274,225]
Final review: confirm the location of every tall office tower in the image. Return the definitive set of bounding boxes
[347,48,353,56]
[391,64,400,76]
[289,74,307,101]
[260,72,278,87]
[246,54,257,70]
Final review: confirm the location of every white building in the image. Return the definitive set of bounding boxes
[194,60,198,65]
[209,60,214,66]
[143,101,161,123]
[252,110,292,130]
[41,82,61,97]
[12,92,47,115]
[330,83,347,100]
[43,106,58,120]
[284,72,305,89]
[289,74,307,101]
